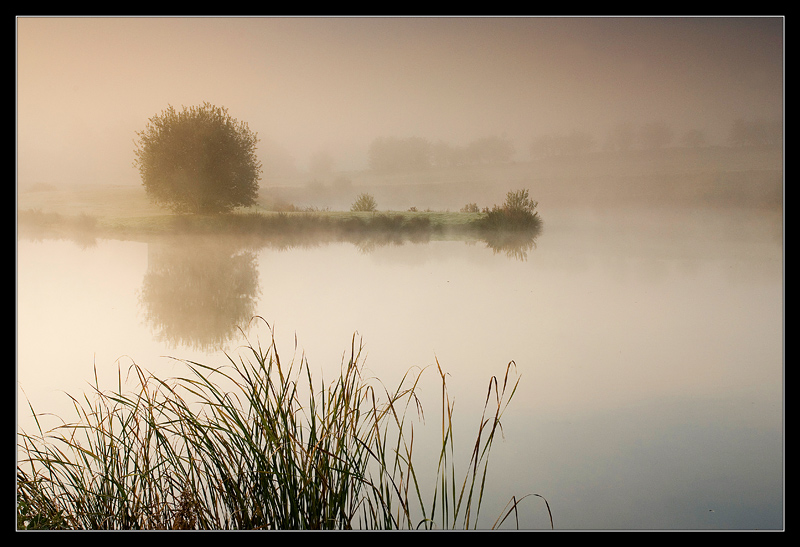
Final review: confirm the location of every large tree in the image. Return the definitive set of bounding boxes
[133,103,262,213]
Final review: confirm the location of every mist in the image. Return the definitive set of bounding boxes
[16,16,784,531]
[16,16,783,189]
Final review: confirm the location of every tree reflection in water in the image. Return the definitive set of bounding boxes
[480,230,540,261]
[139,237,260,351]
[137,225,538,351]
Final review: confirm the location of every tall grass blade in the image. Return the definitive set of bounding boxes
[17,325,546,529]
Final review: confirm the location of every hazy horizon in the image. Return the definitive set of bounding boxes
[17,16,784,187]
[16,16,785,531]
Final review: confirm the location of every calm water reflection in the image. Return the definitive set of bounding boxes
[16,206,783,530]
[139,238,261,351]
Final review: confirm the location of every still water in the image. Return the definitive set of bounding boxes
[16,205,783,530]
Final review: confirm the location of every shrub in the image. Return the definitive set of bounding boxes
[479,189,541,232]
[350,193,377,212]
[460,203,480,213]
[504,189,537,212]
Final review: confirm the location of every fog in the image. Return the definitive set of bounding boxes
[16,16,783,187]
[16,16,785,530]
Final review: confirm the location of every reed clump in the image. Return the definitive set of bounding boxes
[17,319,551,530]
[476,189,543,233]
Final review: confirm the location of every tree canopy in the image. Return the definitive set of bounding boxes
[133,103,262,214]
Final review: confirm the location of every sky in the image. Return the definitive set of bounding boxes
[16,16,784,186]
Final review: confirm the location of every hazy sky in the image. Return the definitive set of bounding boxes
[16,16,783,185]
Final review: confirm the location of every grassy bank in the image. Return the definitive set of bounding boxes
[17,320,552,530]
[17,207,485,244]
[17,187,543,255]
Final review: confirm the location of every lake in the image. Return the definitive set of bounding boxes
[16,203,783,530]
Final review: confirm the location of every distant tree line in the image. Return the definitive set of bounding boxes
[529,131,595,158]
[601,121,676,153]
[529,117,781,160]
[530,122,680,158]
[367,136,432,171]
[312,117,781,181]
[367,135,515,172]
[727,118,782,147]
[433,136,515,167]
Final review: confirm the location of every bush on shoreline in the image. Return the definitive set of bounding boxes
[477,189,542,233]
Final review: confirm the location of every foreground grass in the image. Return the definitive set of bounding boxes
[17,319,552,530]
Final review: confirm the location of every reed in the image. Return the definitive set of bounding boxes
[17,319,551,530]
[476,189,543,233]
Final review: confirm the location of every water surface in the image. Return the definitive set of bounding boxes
[16,205,783,530]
